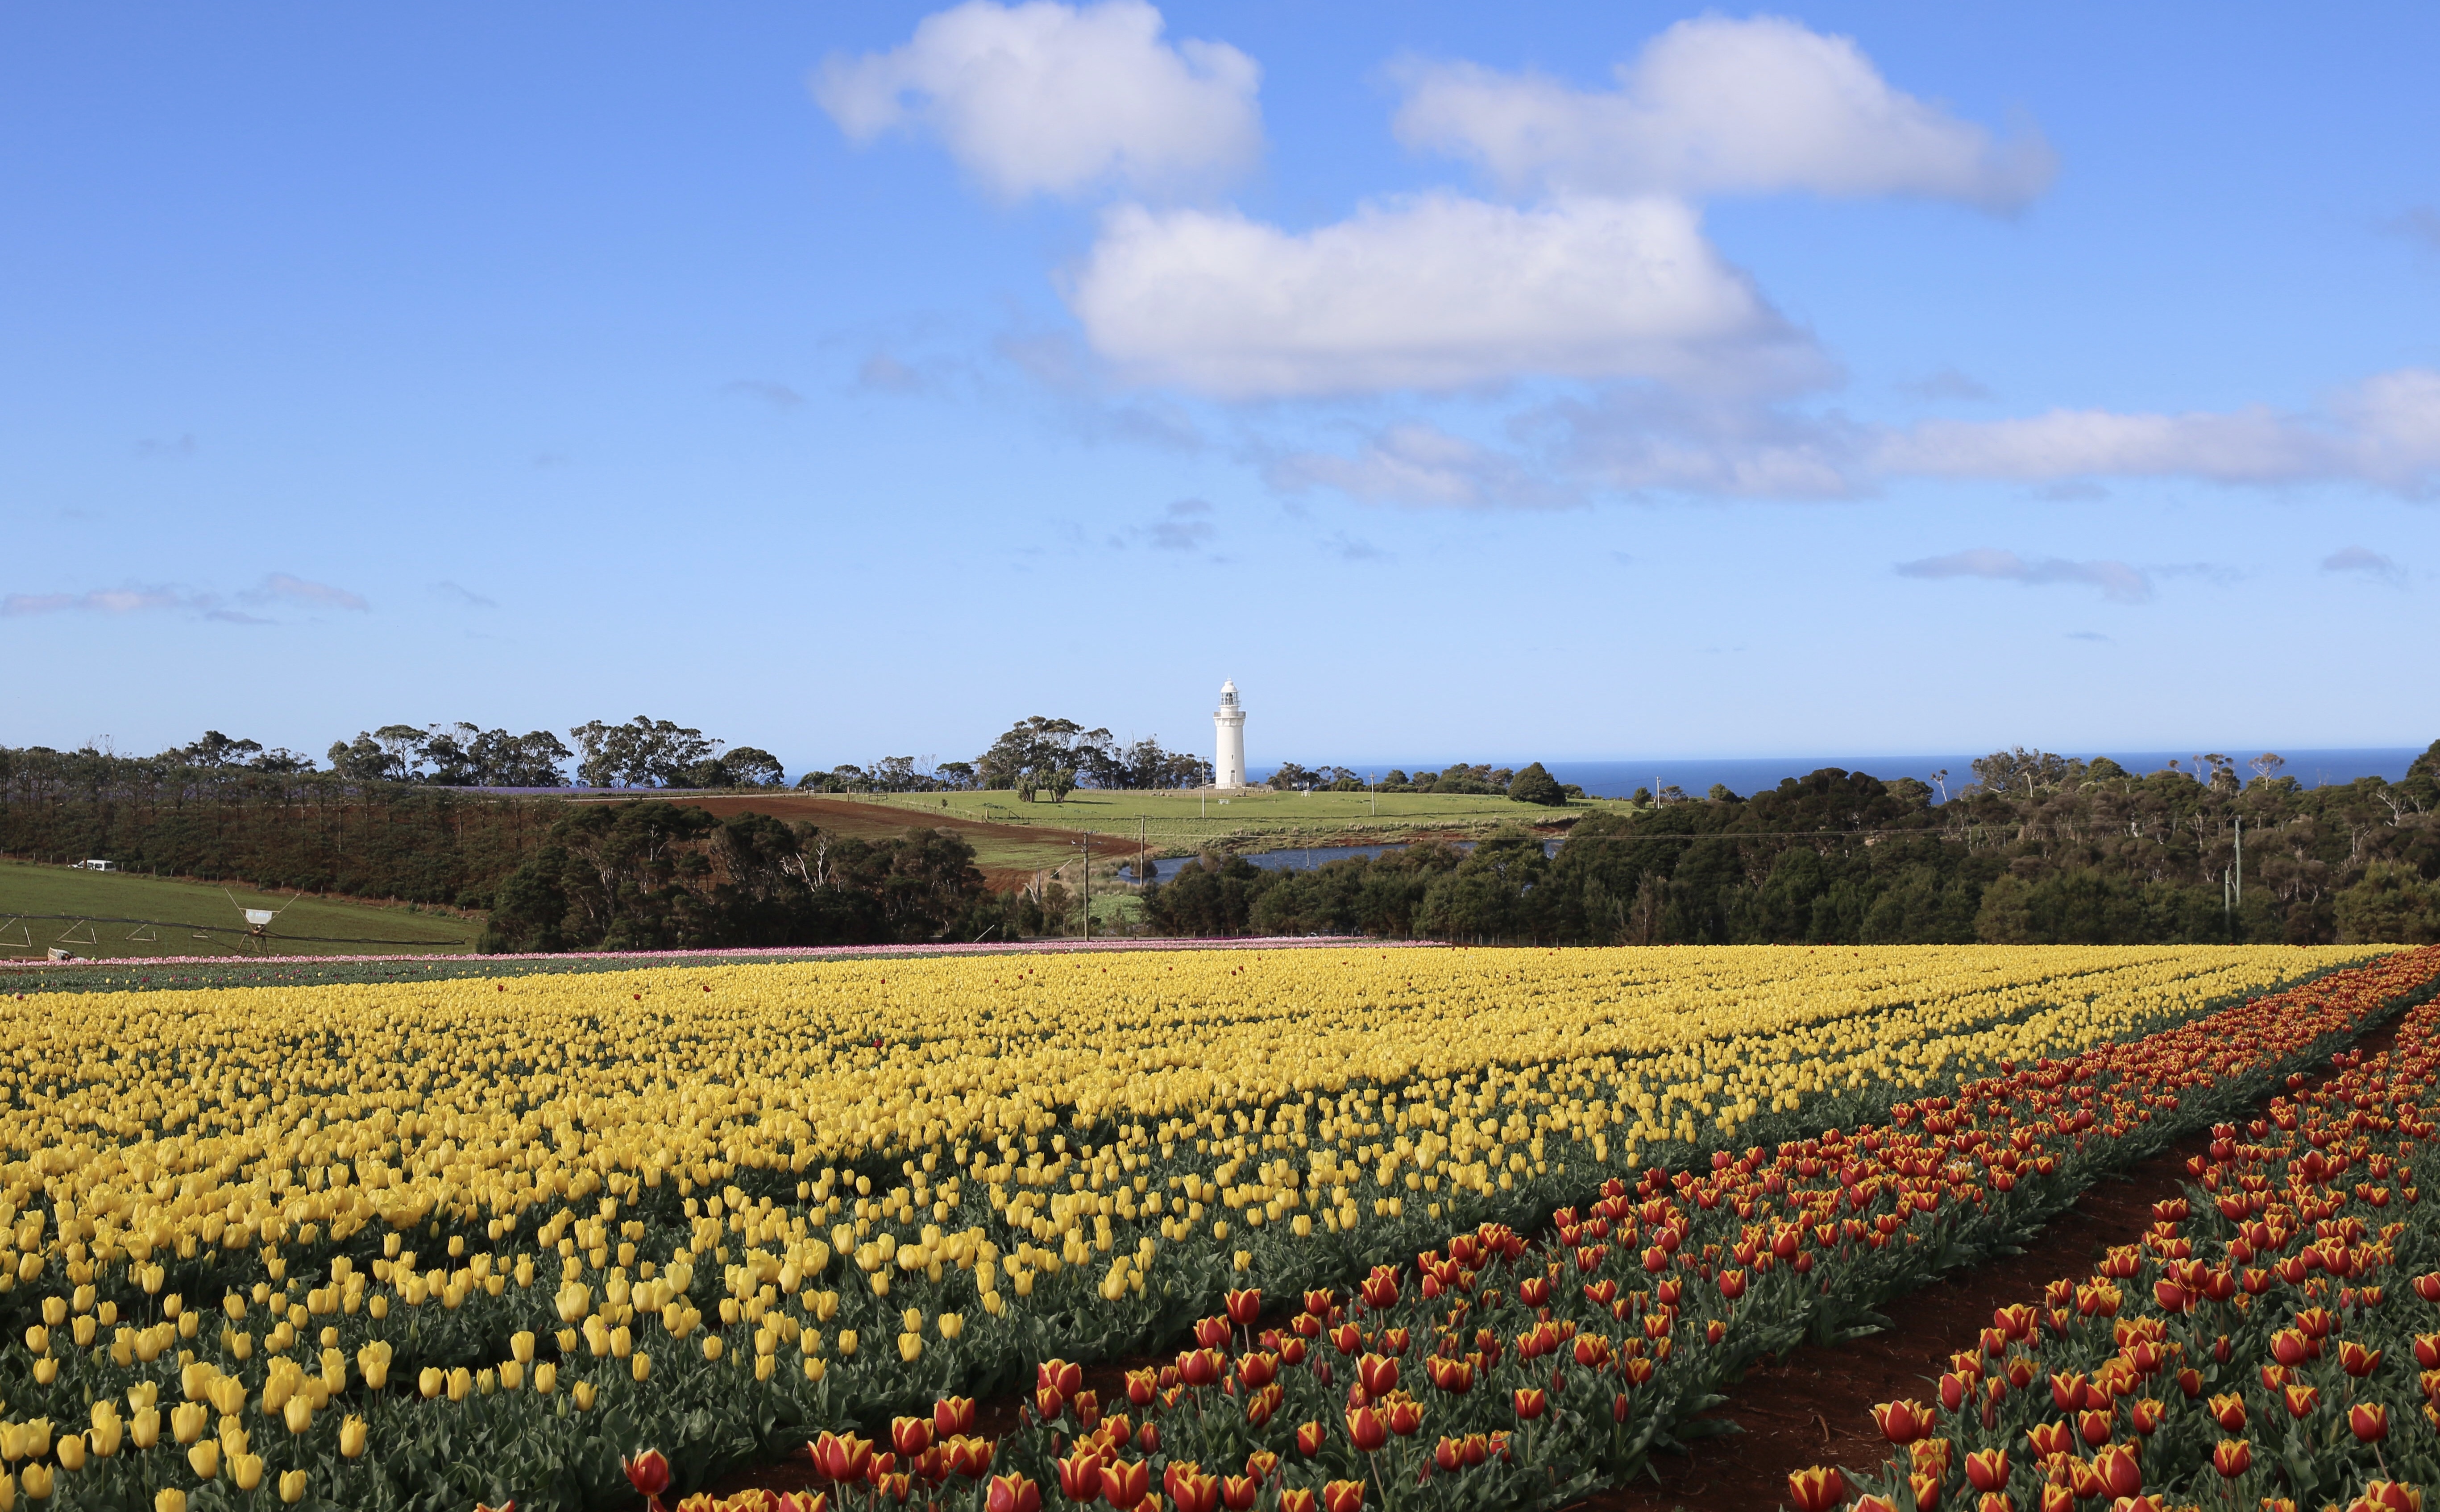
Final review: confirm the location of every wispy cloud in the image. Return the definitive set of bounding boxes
[4,572,369,621]
[1110,498,1217,554]
[1267,424,1576,509]
[432,580,499,609]
[2,586,192,617]
[2383,206,2440,253]
[1899,367,1992,402]
[857,352,924,393]
[1896,548,2154,604]
[1326,532,1393,563]
[133,433,197,458]
[246,573,369,612]
[721,379,806,410]
[2322,545,2407,588]
[2065,630,2112,643]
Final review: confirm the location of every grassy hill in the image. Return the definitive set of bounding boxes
[0,859,482,961]
[661,787,1619,872]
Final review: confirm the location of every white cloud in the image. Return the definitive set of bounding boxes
[1069,193,1826,398]
[1896,548,2153,604]
[249,574,369,612]
[1533,385,1860,497]
[813,0,1261,199]
[1875,369,2440,493]
[722,379,806,409]
[2322,546,2407,588]
[1392,16,2054,208]
[1,587,190,617]
[1265,423,1571,509]
[432,580,499,609]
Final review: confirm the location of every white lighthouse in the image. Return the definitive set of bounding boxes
[1213,679,1247,791]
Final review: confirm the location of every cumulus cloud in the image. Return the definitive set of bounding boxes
[1391,16,2054,208]
[2322,545,2407,588]
[1265,423,1572,509]
[813,0,1261,199]
[1068,194,1826,398]
[1896,548,2152,604]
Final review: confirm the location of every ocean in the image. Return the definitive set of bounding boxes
[1255,747,2427,802]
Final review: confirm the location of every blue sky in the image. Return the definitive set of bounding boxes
[4,2,2436,776]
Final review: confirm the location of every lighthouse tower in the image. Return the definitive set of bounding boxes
[1213,679,1247,790]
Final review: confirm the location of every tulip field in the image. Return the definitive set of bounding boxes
[0,944,2433,1512]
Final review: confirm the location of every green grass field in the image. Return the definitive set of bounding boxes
[796,787,1623,860]
[0,859,483,961]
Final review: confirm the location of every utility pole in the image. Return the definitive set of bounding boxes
[1138,817,1146,888]
[2233,816,2243,910]
[1082,831,1091,942]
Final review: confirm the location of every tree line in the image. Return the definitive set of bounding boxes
[1139,743,2440,945]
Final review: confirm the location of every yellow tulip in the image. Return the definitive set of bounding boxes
[187,1440,220,1480]
[282,1396,312,1435]
[279,1470,307,1505]
[339,1414,368,1458]
[230,1453,264,1492]
[632,1351,652,1381]
[417,1368,443,1400]
[51,1437,81,1473]
[18,1465,47,1502]
[153,1488,183,1512]
[573,1381,598,1411]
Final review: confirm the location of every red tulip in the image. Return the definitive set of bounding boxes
[1166,1470,1218,1512]
[1356,1355,1398,1399]
[2211,1440,2251,1479]
[1100,1458,1150,1509]
[988,1478,1042,1512]
[1054,1449,1107,1504]
[1321,1481,1365,1512]
[1344,1405,1388,1453]
[1218,1477,1256,1512]
[1872,1400,1932,1444]
[1278,1492,1316,1512]
[1787,1466,1846,1512]
[625,1450,673,1511]
[2350,1402,2390,1443]
[935,1397,976,1437]
[1225,1289,1262,1325]
[1513,1388,1546,1421]
[892,1417,932,1457]
[809,1434,875,1485]
[1294,1421,1326,1457]
[2091,1445,2141,1500]
[1964,1449,2008,1493]
[1384,1396,1423,1438]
